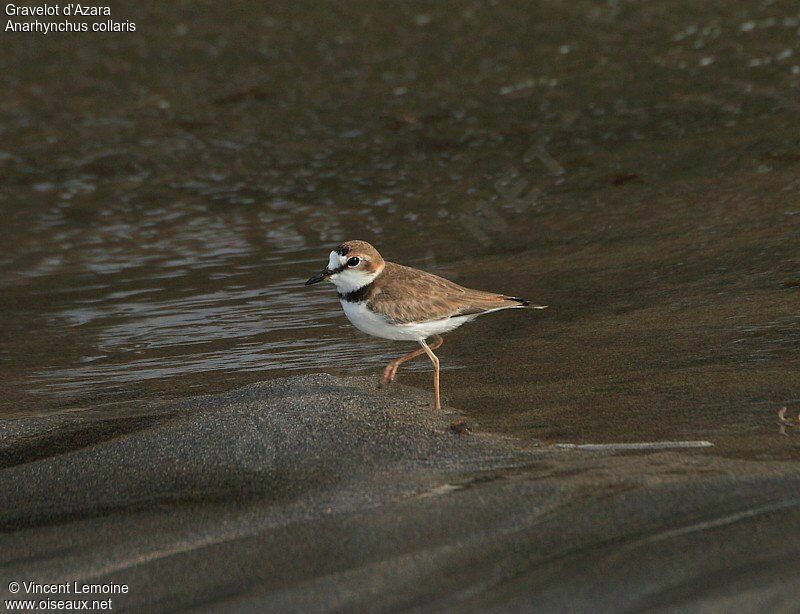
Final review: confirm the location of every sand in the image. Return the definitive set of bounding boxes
[1,374,799,611]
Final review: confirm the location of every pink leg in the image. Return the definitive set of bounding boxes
[419,338,442,410]
[380,335,443,387]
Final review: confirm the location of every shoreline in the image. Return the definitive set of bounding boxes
[2,374,799,610]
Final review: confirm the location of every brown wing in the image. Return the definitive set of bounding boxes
[367,262,526,324]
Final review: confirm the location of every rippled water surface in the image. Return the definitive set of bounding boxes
[2,0,799,457]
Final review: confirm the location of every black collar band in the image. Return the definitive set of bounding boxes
[338,281,374,303]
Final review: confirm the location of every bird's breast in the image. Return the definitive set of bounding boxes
[340,300,418,341]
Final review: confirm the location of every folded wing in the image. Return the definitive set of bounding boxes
[368,262,536,325]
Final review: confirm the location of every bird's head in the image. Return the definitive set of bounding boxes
[304,240,385,292]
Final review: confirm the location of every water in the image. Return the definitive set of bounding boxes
[1,0,799,457]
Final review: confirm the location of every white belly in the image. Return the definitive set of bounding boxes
[340,300,473,342]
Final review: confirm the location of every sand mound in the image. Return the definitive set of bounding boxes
[0,374,528,528]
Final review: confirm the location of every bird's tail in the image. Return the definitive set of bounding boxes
[506,296,548,310]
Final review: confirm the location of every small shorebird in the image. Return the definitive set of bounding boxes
[305,240,546,410]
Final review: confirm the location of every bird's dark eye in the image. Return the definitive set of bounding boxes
[347,257,360,267]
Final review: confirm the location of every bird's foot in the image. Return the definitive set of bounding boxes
[778,406,800,435]
[379,364,398,388]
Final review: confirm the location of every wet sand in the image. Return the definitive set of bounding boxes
[2,374,799,611]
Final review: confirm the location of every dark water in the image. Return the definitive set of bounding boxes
[1,1,799,457]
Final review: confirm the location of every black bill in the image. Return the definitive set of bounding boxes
[304,269,332,285]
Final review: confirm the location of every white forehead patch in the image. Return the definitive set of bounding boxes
[327,251,345,271]
[324,249,378,293]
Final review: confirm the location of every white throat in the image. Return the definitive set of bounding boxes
[330,269,379,294]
